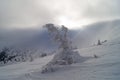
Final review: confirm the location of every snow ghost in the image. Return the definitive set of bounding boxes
[41,24,81,73]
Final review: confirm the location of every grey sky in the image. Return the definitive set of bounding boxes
[0,0,120,29]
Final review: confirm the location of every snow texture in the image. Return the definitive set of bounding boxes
[0,20,120,80]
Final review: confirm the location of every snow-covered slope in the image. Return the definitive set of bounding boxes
[0,55,54,80]
[0,41,120,80]
[74,19,120,48]
[0,20,120,80]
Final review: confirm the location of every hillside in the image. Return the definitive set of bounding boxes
[0,40,120,80]
[74,19,120,48]
[0,20,120,80]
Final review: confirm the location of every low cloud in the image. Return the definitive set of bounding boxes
[0,0,120,29]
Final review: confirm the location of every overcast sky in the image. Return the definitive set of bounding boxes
[0,0,120,29]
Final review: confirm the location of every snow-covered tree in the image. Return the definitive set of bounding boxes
[41,24,81,73]
[97,40,102,45]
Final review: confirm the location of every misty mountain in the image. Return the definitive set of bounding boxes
[1,19,120,80]
[73,19,120,48]
[0,19,120,50]
[0,26,79,50]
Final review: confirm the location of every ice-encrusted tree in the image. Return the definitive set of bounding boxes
[97,40,102,45]
[41,24,81,73]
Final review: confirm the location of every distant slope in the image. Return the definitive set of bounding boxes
[0,27,78,50]
[74,19,120,48]
[1,19,120,49]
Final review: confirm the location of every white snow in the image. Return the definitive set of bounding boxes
[0,55,54,80]
[1,43,119,80]
[0,20,120,80]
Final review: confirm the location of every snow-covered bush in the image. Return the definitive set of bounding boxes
[97,40,102,45]
[41,62,56,73]
[0,47,37,65]
[0,48,9,64]
[41,24,81,73]
[50,48,81,65]
[40,53,47,57]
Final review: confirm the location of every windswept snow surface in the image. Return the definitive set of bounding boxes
[0,42,120,80]
[0,21,120,80]
[0,55,54,80]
